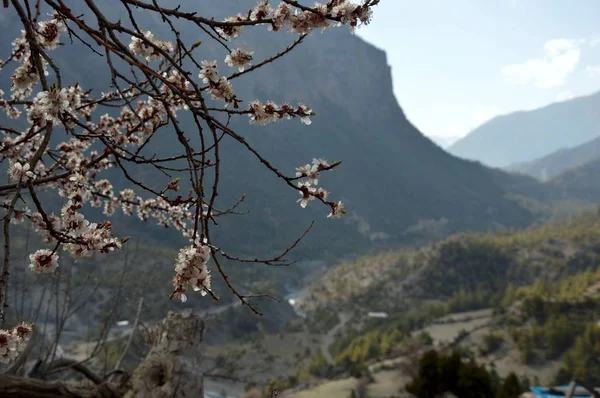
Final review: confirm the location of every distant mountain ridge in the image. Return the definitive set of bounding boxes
[448,91,600,168]
[507,135,600,181]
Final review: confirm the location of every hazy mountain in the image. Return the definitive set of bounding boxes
[507,135,600,181]
[427,135,461,149]
[448,91,600,168]
[549,158,600,203]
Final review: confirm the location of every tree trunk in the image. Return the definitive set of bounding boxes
[0,375,120,398]
[124,309,204,398]
[0,309,205,398]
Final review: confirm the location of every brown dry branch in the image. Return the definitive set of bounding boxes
[0,0,379,394]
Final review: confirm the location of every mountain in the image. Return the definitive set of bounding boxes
[550,158,600,203]
[427,135,461,148]
[0,1,591,263]
[507,135,600,181]
[448,91,600,168]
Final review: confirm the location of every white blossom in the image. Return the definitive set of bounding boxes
[295,163,319,185]
[295,164,312,178]
[312,158,330,170]
[317,187,329,201]
[208,77,236,106]
[129,30,173,61]
[35,87,71,124]
[0,323,34,365]
[0,330,20,364]
[270,3,293,32]
[297,181,316,208]
[8,162,34,182]
[28,249,59,273]
[171,244,212,301]
[328,201,345,218]
[297,103,313,125]
[37,19,66,50]
[250,1,273,21]
[216,14,245,39]
[199,60,219,84]
[224,48,254,72]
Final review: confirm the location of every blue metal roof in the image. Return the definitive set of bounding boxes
[530,385,591,397]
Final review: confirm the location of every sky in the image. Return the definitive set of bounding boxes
[356,0,600,139]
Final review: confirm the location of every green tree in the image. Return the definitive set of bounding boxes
[496,372,524,398]
[308,352,330,378]
[562,324,600,385]
[405,350,494,398]
[455,359,494,398]
[516,332,535,364]
[405,350,445,398]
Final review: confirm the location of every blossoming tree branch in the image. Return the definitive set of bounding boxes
[0,0,378,365]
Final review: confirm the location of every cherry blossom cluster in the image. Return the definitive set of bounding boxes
[218,0,374,38]
[8,15,66,100]
[224,48,254,72]
[248,100,313,125]
[28,249,58,273]
[169,243,212,303]
[198,59,317,118]
[0,322,34,364]
[198,60,239,107]
[128,30,174,62]
[295,158,345,218]
[8,162,34,182]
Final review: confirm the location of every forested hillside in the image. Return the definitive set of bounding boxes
[302,207,600,312]
[507,135,600,181]
[291,208,600,393]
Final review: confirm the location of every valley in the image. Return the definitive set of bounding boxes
[40,207,600,397]
[1,2,600,397]
[194,209,600,396]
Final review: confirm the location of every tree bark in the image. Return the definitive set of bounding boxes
[125,309,204,398]
[0,309,205,398]
[0,375,119,398]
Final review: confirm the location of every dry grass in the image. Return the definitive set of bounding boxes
[292,377,357,398]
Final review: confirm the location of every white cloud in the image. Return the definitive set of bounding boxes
[555,90,574,102]
[502,39,582,88]
[437,106,502,139]
[470,106,502,128]
[522,104,542,111]
[586,65,600,77]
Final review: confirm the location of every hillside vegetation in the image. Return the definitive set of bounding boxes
[507,135,600,181]
[291,207,600,392]
[302,207,600,313]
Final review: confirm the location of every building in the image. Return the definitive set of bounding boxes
[522,385,597,398]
